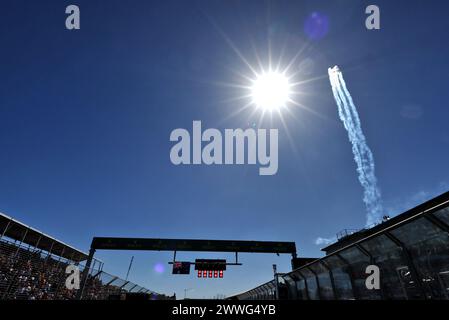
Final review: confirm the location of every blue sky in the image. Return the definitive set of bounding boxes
[1,0,449,298]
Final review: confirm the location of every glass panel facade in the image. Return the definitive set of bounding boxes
[359,234,416,299]
[433,207,449,226]
[339,246,382,299]
[309,262,334,300]
[324,255,354,299]
[234,199,449,301]
[390,217,449,299]
[301,269,319,300]
[295,277,308,300]
[283,277,297,300]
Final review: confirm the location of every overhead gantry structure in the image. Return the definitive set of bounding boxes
[77,237,297,299]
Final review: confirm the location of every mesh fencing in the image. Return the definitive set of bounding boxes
[0,237,166,300]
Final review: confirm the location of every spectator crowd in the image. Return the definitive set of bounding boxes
[0,239,167,300]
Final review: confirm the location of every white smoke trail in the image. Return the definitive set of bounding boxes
[328,66,383,226]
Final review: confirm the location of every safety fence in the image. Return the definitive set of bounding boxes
[0,237,165,300]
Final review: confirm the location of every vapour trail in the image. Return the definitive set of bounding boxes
[328,66,383,226]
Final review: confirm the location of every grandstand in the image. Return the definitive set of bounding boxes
[231,191,449,300]
[0,212,169,300]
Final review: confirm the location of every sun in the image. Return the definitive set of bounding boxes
[250,71,291,111]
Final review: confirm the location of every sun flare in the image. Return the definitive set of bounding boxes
[250,71,291,111]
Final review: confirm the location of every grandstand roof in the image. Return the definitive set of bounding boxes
[321,190,449,254]
[0,212,88,262]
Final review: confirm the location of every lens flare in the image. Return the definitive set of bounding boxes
[304,12,329,40]
[154,263,165,274]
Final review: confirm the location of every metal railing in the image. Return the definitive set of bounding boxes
[0,237,164,300]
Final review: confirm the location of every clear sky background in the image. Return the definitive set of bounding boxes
[1,0,449,298]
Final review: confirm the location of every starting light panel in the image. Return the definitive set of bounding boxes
[194,259,227,271]
[197,269,225,278]
[195,259,226,278]
[172,261,191,275]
